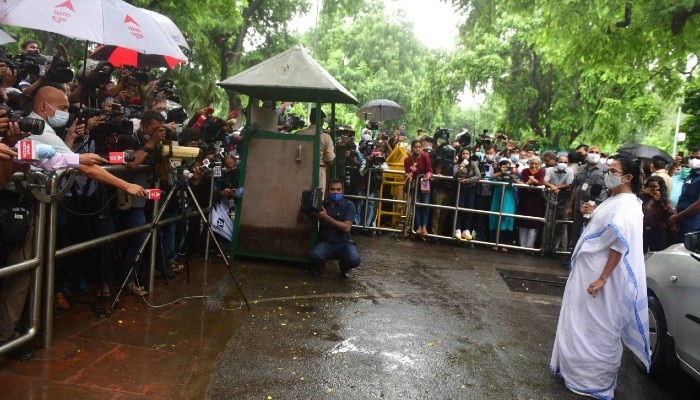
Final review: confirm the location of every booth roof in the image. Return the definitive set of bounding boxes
[217,45,358,105]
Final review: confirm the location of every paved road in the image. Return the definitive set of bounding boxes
[208,236,699,399]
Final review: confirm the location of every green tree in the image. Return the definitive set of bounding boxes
[451,0,698,150]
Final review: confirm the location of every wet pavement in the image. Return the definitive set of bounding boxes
[1,235,698,399]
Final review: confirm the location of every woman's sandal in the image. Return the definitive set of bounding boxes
[170,261,185,272]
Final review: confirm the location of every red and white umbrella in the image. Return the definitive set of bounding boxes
[0,0,186,60]
[89,44,185,69]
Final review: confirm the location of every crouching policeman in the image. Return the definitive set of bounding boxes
[305,178,361,278]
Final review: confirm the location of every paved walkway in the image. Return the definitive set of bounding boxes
[0,236,697,399]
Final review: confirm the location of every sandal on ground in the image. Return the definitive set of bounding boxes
[169,261,184,272]
[126,283,148,296]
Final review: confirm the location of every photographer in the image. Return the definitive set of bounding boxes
[304,178,361,279]
[276,101,294,132]
[145,97,180,138]
[430,128,456,238]
[357,142,388,230]
[472,145,497,240]
[0,89,145,359]
[110,66,148,107]
[69,60,115,109]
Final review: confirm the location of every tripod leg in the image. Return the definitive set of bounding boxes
[111,186,180,309]
[184,183,250,311]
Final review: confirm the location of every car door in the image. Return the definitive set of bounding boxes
[673,255,700,373]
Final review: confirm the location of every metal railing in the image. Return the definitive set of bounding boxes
[0,164,213,352]
[345,169,574,255]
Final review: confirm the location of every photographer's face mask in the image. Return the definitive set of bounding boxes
[43,102,69,128]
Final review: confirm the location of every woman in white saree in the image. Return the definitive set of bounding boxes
[550,156,651,399]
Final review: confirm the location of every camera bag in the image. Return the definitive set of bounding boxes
[0,190,30,246]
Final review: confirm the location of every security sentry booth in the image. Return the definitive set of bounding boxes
[217,45,358,261]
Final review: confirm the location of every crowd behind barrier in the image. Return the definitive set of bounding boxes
[344,170,570,255]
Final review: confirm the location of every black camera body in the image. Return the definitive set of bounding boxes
[370,155,385,168]
[150,79,181,103]
[301,187,324,213]
[359,139,375,155]
[122,65,149,85]
[44,56,74,83]
[435,143,456,173]
[0,104,44,136]
[283,114,305,131]
[84,61,114,86]
[433,127,450,142]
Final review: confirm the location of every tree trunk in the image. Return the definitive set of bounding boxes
[222,0,266,115]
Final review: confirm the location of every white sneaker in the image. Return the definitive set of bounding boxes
[454,229,462,240]
[462,230,473,240]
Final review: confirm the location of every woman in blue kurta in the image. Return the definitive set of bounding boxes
[488,160,517,250]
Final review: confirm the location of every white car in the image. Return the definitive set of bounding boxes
[640,232,700,381]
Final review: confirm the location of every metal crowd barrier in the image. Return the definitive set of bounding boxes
[345,169,574,256]
[0,172,48,357]
[0,164,213,351]
[343,168,408,233]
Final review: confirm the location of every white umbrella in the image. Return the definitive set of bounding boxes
[0,27,15,45]
[0,0,185,59]
[141,8,189,50]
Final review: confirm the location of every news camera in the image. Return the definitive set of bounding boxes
[455,129,471,149]
[358,139,375,155]
[0,103,44,136]
[121,65,149,86]
[81,61,114,86]
[150,79,181,103]
[435,142,456,173]
[283,114,305,132]
[368,151,386,168]
[9,53,74,84]
[433,127,450,142]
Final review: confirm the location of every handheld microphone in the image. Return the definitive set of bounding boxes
[17,140,56,160]
[583,183,603,220]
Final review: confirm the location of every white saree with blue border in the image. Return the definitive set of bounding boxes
[550,192,651,399]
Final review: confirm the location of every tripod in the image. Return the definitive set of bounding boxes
[111,162,250,311]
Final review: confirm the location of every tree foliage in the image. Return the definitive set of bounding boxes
[2,0,698,153]
[451,0,700,151]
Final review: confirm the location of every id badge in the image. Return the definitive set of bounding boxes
[581,182,589,191]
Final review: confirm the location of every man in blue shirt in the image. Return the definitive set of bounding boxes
[670,147,700,239]
[308,178,361,278]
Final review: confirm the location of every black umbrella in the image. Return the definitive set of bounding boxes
[617,144,673,164]
[356,99,405,122]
